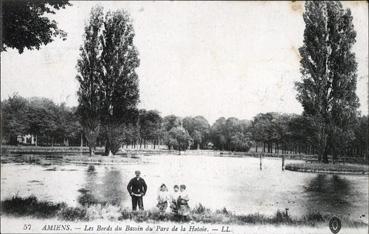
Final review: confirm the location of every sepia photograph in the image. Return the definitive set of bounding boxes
[1,1,368,234]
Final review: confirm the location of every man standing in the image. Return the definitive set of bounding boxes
[127,170,147,210]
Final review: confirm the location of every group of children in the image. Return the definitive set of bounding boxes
[157,184,190,219]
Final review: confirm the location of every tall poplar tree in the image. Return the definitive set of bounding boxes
[99,10,140,155]
[296,1,359,163]
[76,7,104,155]
[76,7,140,155]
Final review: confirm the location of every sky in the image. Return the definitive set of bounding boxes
[1,1,368,124]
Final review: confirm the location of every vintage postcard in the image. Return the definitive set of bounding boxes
[1,1,368,234]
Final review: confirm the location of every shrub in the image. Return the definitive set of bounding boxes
[58,207,88,221]
[270,210,292,224]
[192,203,209,214]
[304,212,325,222]
[215,207,230,215]
[77,193,99,207]
[236,213,266,224]
[1,195,66,218]
[119,208,132,220]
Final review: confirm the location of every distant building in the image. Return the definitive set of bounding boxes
[16,134,37,145]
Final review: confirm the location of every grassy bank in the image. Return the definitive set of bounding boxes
[0,196,67,218]
[1,146,90,154]
[285,162,369,175]
[1,154,143,165]
[1,145,176,155]
[1,196,366,227]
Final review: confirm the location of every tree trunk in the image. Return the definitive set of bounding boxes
[322,145,329,163]
[332,150,336,164]
[318,151,322,161]
[89,147,95,156]
[268,143,272,153]
[104,140,110,156]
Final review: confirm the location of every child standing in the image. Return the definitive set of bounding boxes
[178,184,190,220]
[156,184,169,213]
[170,185,180,214]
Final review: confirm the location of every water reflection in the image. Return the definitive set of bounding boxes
[77,165,99,206]
[101,168,126,206]
[77,165,127,207]
[303,174,352,216]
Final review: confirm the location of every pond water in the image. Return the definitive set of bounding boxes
[1,154,368,221]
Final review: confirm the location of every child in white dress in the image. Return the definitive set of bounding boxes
[156,184,169,213]
[178,184,190,219]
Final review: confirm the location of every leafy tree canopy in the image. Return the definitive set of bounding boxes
[296,1,359,162]
[2,0,71,53]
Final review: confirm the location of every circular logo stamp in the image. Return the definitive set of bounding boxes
[329,216,342,234]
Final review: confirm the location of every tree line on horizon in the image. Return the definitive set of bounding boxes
[1,94,368,160]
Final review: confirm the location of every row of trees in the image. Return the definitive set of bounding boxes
[2,94,367,159]
[1,95,81,146]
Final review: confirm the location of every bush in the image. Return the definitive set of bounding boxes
[77,192,99,207]
[119,208,132,220]
[1,195,66,218]
[304,212,325,222]
[133,210,150,222]
[271,210,292,224]
[58,207,88,221]
[237,213,266,224]
[215,207,230,215]
[192,203,209,214]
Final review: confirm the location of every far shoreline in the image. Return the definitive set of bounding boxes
[285,163,369,175]
[2,147,368,175]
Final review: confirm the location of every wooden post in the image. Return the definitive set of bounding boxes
[80,133,83,154]
[259,154,262,170]
[282,154,285,171]
[255,142,258,152]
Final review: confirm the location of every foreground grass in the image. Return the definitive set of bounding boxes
[285,162,369,175]
[1,196,367,227]
[0,195,66,218]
